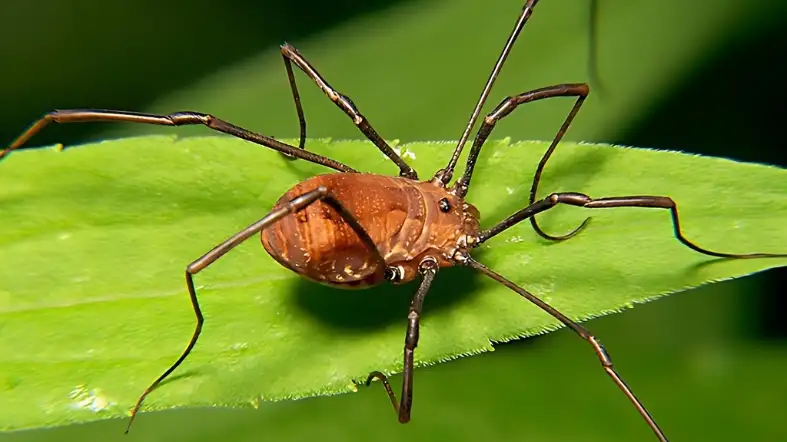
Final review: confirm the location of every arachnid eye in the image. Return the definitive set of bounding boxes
[384,266,402,282]
[438,198,451,213]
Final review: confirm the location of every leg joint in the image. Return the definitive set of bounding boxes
[589,336,613,368]
[550,192,592,206]
[168,112,212,126]
[405,315,420,349]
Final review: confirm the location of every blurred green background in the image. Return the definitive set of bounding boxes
[2,0,786,441]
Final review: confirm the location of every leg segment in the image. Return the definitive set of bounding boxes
[463,256,668,442]
[450,84,592,240]
[1,110,356,173]
[280,43,418,179]
[364,257,439,423]
[435,0,602,185]
[477,192,787,259]
[124,186,384,433]
[453,85,589,247]
[436,0,541,184]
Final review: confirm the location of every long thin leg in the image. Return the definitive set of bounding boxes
[0,110,356,173]
[364,257,439,423]
[453,83,590,241]
[124,186,384,433]
[280,43,418,180]
[454,83,589,198]
[462,255,668,442]
[435,0,541,185]
[476,192,787,260]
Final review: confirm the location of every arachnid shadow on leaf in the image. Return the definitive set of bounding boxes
[292,266,483,330]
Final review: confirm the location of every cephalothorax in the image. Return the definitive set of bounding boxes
[2,1,785,441]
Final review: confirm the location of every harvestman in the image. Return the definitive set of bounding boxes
[2,1,785,440]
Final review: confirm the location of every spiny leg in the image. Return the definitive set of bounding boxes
[364,258,439,423]
[475,192,787,260]
[125,186,384,433]
[0,110,355,173]
[463,256,669,442]
[280,43,418,179]
[452,83,590,242]
[436,0,541,185]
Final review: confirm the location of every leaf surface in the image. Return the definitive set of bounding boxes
[1,137,785,431]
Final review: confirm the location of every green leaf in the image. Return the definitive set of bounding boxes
[1,136,785,431]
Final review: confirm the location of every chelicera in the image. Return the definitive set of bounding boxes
[2,1,785,440]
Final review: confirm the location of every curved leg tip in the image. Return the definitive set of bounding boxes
[365,370,386,386]
[533,216,592,241]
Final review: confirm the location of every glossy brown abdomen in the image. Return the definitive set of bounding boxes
[261,173,425,288]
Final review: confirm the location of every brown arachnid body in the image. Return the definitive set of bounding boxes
[3,1,785,440]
